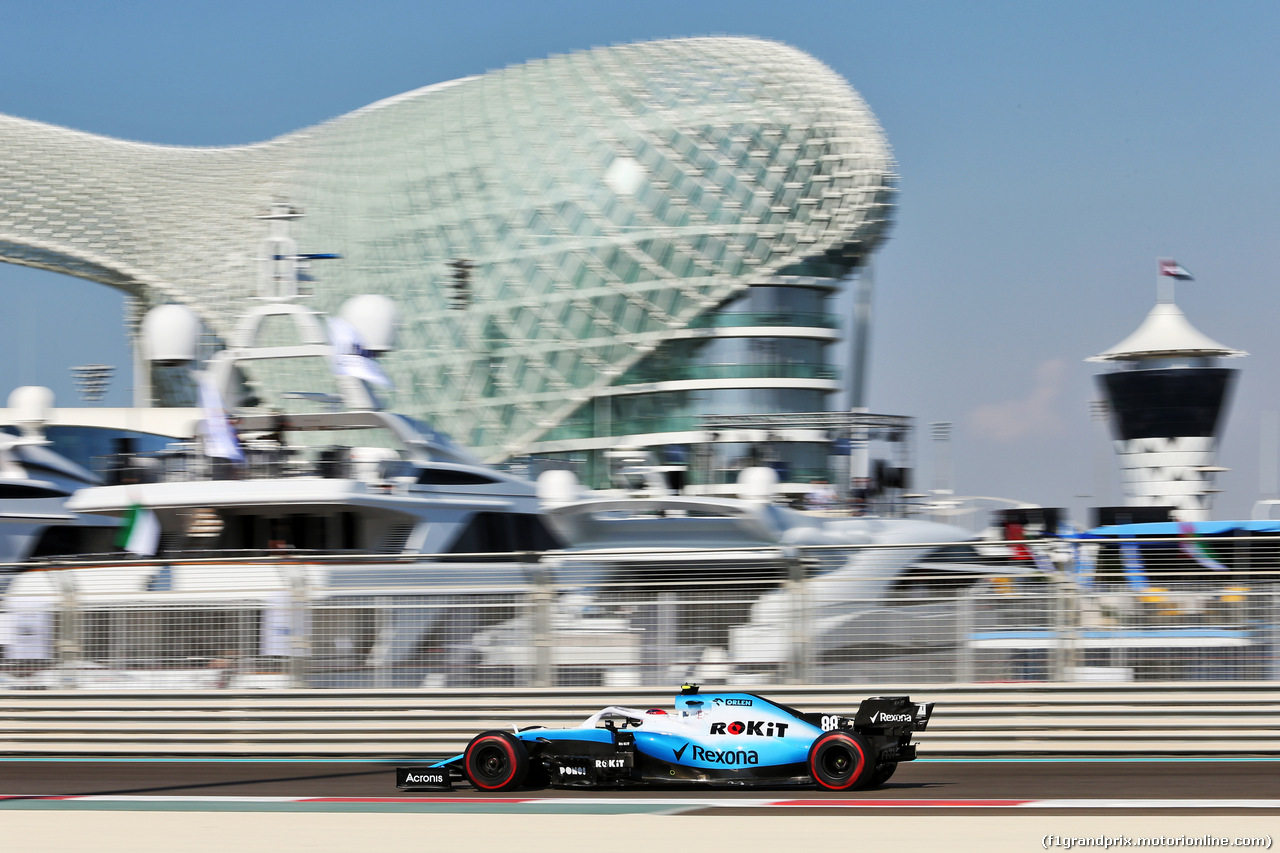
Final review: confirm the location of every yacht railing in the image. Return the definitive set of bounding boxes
[95,441,413,485]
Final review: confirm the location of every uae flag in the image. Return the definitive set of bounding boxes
[117,504,160,556]
[1158,259,1194,280]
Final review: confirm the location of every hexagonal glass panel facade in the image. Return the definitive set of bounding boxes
[0,37,895,473]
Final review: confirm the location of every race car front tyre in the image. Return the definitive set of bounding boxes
[464,731,529,791]
[807,731,871,791]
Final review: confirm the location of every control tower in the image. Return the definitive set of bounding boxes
[1088,261,1245,521]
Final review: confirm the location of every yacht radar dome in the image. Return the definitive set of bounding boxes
[536,469,582,505]
[141,303,201,364]
[737,466,779,503]
[7,386,53,439]
[339,294,399,353]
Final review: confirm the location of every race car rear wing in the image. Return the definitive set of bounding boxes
[853,695,934,735]
[796,694,934,738]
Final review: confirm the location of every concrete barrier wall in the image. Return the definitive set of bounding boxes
[2,682,1278,756]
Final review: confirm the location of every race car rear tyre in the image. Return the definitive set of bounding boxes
[464,731,529,791]
[807,731,871,791]
[866,761,898,787]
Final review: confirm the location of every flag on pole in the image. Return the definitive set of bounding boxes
[1177,521,1228,571]
[327,317,392,387]
[1119,540,1150,591]
[1027,543,1056,574]
[196,372,245,462]
[117,503,160,556]
[1158,259,1194,280]
[1073,541,1097,590]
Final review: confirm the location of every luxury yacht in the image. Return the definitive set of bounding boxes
[465,464,1022,685]
[0,386,119,566]
[0,206,558,687]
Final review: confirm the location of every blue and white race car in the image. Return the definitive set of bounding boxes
[397,684,934,791]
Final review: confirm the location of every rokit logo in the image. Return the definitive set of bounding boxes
[708,720,789,737]
[594,758,627,769]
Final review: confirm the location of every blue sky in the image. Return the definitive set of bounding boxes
[2,1,1278,521]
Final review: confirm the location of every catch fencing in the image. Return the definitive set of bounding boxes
[0,535,1277,691]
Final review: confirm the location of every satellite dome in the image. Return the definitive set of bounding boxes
[142,303,201,364]
[7,386,54,438]
[340,294,398,353]
[737,466,779,502]
[536,469,581,504]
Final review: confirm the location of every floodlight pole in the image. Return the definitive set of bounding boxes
[847,260,873,410]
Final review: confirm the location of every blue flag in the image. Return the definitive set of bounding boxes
[197,372,244,463]
[1119,541,1150,591]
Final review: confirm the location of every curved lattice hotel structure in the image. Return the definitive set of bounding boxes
[0,37,896,489]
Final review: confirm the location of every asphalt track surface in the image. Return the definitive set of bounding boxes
[1,759,1277,815]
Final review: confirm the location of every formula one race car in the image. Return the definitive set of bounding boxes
[397,684,934,791]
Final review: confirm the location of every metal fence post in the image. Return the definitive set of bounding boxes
[785,547,809,684]
[957,587,976,683]
[530,561,553,688]
[53,570,80,689]
[1056,577,1079,682]
[288,565,309,689]
[1050,581,1068,682]
[374,597,391,689]
[1271,589,1280,682]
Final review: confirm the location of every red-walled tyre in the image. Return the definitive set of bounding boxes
[464,731,529,791]
[807,730,871,791]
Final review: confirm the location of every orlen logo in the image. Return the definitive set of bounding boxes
[870,712,914,724]
[709,720,789,737]
[712,697,753,707]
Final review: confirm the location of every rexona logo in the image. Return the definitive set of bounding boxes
[709,720,789,737]
[712,697,753,707]
[688,745,759,766]
[869,712,914,724]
